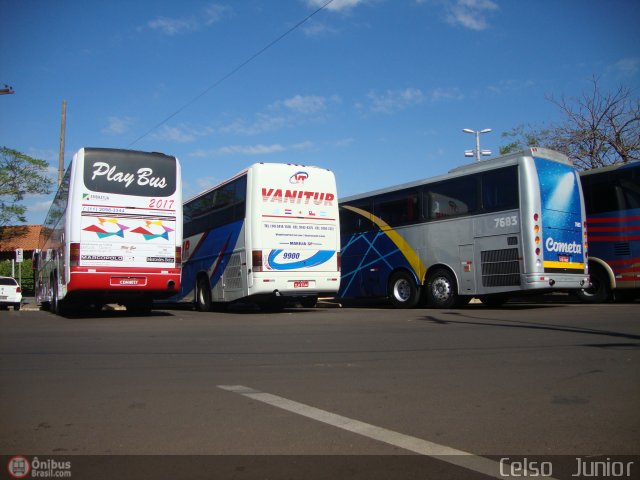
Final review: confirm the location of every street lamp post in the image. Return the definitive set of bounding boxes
[0,84,15,95]
[463,128,492,162]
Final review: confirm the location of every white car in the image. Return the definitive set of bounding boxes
[0,276,22,310]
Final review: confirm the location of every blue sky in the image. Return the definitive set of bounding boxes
[1,0,639,225]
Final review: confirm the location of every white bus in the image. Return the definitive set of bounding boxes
[35,147,182,314]
[176,163,340,310]
[339,148,590,308]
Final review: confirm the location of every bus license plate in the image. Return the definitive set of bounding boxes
[558,255,570,263]
[293,280,309,288]
[111,277,147,286]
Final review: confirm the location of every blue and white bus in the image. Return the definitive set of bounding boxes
[339,148,589,308]
[176,163,340,310]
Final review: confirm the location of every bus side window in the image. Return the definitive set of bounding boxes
[481,166,518,211]
[620,179,640,209]
[373,190,419,227]
[426,176,477,220]
[611,167,640,210]
[340,202,372,234]
[585,172,619,214]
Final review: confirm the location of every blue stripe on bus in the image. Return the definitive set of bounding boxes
[179,219,244,300]
[339,230,412,298]
[267,250,336,270]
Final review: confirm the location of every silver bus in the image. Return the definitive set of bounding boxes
[339,148,589,308]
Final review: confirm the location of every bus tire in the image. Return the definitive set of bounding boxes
[425,268,459,309]
[388,271,421,308]
[575,264,612,303]
[196,275,212,312]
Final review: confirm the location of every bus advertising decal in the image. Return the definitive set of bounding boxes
[82,218,174,241]
[267,249,335,270]
[534,157,585,267]
[83,220,129,238]
[130,221,174,241]
[289,171,309,184]
[261,188,335,205]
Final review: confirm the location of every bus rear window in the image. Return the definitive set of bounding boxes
[482,166,519,211]
[83,148,177,197]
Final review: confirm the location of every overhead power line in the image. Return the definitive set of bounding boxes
[128,0,336,147]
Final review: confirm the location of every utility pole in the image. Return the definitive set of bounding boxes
[58,100,67,186]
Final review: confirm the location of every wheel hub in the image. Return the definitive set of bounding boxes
[394,279,411,302]
[432,278,451,301]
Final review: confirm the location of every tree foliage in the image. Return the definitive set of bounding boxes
[500,77,640,170]
[0,147,53,226]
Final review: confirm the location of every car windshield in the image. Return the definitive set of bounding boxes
[0,278,17,286]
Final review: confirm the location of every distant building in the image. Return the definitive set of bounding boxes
[0,225,42,261]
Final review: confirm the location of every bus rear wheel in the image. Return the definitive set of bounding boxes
[425,268,459,309]
[196,275,212,312]
[388,271,420,308]
[575,264,612,303]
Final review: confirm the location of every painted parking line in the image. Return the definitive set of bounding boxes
[218,385,559,479]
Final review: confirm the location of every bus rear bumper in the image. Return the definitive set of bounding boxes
[250,277,340,298]
[523,274,590,290]
[68,268,181,299]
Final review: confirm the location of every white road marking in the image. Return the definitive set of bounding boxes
[218,384,558,479]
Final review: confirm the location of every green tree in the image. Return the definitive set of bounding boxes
[0,147,53,226]
[499,124,558,156]
[500,78,640,170]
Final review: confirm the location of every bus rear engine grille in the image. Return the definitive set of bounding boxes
[480,248,521,287]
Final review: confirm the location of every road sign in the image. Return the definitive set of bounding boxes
[16,248,23,263]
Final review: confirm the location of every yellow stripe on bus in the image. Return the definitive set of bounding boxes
[543,261,585,270]
[342,204,427,281]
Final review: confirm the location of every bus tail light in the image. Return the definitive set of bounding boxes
[70,243,80,267]
[252,250,263,272]
[584,229,588,256]
[337,252,341,272]
[533,213,541,260]
[175,246,182,267]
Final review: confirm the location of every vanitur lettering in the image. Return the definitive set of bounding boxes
[91,162,167,189]
[262,188,335,205]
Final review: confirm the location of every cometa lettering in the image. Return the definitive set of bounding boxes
[91,162,167,189]
[545,237,582,254]
[262,188,335,205]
